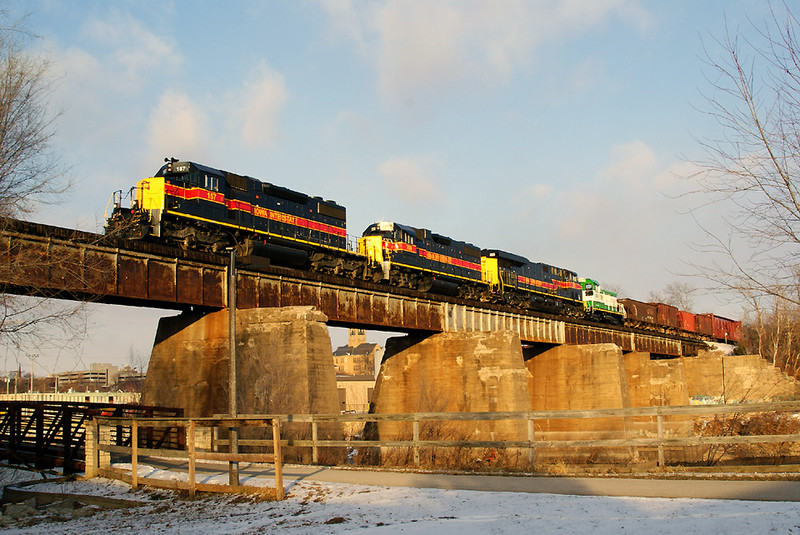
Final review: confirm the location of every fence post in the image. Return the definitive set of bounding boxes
[85,420,99,478]
[413,418,420,467]
[312,419,319,464]
[527,416,536,472]
[62,406,73,475]
[272,419,285,500]
[188,420,196,499]
[34,405,44,470]
[131,420,139,490]
[656,408,665,467]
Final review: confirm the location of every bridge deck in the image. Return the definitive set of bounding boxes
[0,219,704,356]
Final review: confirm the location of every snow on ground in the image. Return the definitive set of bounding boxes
[2,465,800,534]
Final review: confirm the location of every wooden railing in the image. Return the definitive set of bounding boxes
[0,402,183,473]
[83,402,800,494]
[87,416,284,500]
[227,401,800,469]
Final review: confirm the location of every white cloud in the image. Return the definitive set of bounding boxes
[43,11,183,162]
[232,63,289,149]
[146,91,212,162]
[319,0,370,56]
[379,156,443,204]
[523,183,553,201]
[553,189,602,240]
[320,0,650,110]
[567,57,607,94]
[599,139,658,190]
[81,12,181,96]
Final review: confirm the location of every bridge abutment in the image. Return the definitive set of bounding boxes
[141,306,343,462]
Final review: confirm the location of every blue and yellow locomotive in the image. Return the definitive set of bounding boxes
[359,221,483,296]
[106,159,362,275]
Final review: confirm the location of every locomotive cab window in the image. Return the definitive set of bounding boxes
[204,174,219,192]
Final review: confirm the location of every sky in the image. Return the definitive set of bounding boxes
[0,0,781,375]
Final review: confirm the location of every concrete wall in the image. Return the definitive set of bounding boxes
[624,352,689,408]
[682,352,799,403]
[141,311,800,468]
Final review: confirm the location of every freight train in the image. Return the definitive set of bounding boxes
[105,159,739,343]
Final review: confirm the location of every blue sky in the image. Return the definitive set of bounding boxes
[4,0,775,373]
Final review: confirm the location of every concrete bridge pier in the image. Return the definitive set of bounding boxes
[524,344,692,465]
[141,306,343,462]
[369,331,532,468]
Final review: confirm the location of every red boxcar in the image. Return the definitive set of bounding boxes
[695,313,714,337]
[713,315,742,343]
[619,298,657,326]
[677,310,696,333]
[654,303,679,329]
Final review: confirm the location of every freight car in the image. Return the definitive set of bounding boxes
[619,298,658,329]
[620,297,741,343]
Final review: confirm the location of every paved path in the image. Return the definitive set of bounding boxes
[142,458,800,502]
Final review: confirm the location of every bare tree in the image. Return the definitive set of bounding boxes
[0,14,83,365]
[648,281,696,311]
[691,4,800,310]
[737,293,800,376]
[0,14,65,217]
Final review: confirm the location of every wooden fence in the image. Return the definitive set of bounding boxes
[87,416,284,499]
[229,401,800,469]
[83,401,800,496]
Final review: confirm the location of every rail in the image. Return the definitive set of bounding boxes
[87,416,284,500]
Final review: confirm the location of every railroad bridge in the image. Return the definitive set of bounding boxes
[2,218,740,428]
[0,218,702,356]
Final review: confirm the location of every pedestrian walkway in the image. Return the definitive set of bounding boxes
[144,458,800,502]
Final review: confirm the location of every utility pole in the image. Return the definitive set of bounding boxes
[228,247,239,486]
[29,354,37,393]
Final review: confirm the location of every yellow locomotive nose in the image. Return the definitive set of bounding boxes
[137,176,166,211]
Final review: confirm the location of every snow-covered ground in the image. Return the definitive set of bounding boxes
[1,465,799,534]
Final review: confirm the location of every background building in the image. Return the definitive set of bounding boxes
[333,329,384,412]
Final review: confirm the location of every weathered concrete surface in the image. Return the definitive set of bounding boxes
[141,306,343,462]
[682,352,799,403]
[372,331,530,413]
[370,331,530,468]
[526,344,629,414]
[524,344,694,465]
[624,352,693,464]
[624,353,689,407]
[525,344,630,451]
[141,311,228,417]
